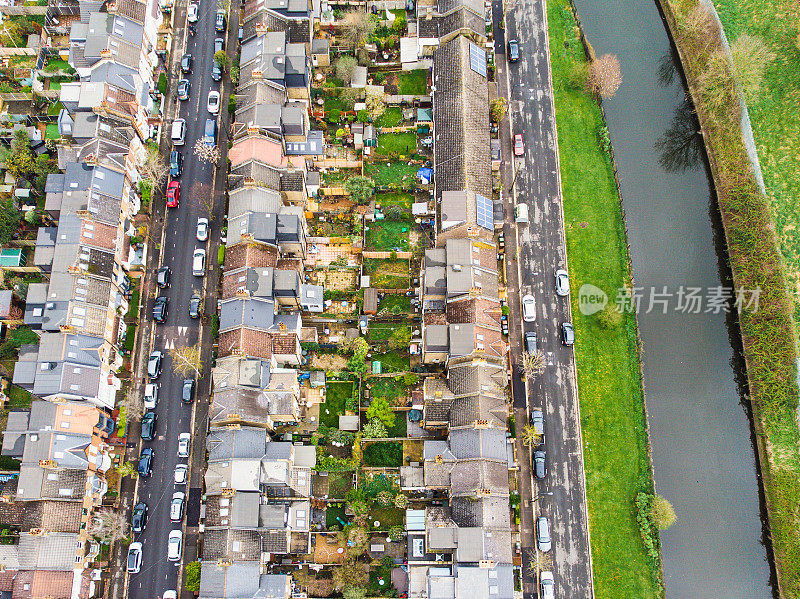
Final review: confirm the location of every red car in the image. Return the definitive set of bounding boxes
[514,134,524,157]
[166,180,180,208]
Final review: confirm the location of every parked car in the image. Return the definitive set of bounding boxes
[143,383,158,410]
[514,133,524,156]
[153,295,168,323]
[507,38,520,62]
[525,331,538,354]
[180,53,192,74]
[536,516,551,552]
[530,409,545,445]
[207,90,220,114]
[533,450,547,479]
[540,571,554,599]
[522,294,536,322]
[196,217,209,241]
[131,502,148,533]
[215,9,226,32]
[174,464,188,485]
[156,266,171,288]
[212,63,222,81]
[192,248,206,276]
[189,294,201,319]
[182,378,194,404]
[147,351,163,379]
[170,492,185,522]
[186,2,198,22]
[204,118,217,146]
[555,269,570,296]
[164,592,177,599]
[126,542,143,573]
[177,79,190,101]
[214,37,224,53]
[169,150,182,177]
[167,529,183,562]
[140,411,157,441]
[561,322,574,346]
[177,433,191,458]
[166,180,180,208]
[138,448,153,477]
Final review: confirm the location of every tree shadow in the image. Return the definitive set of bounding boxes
[654,93,704,173]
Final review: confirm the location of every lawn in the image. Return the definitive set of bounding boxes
[326,504,347,529]
[365,219,412,251]
[370,351,409,373]
[375,192,414,210]
[368,377,407,407]
[363,441,403,466]
[364,161,420,188]
[322,168,361,186]
[321,382,353,428]
[397,69,429,95]
[375,132,417,156]
[44,124,60,140]
[328,470,354,499]
[363,258,410,289]
[368,322,408,342]
[377,294,411,315]
[375,106,403,127]
[368,504,405,528]
[549,1,661,598]
[5,384,31,409]
[385,412,406,438]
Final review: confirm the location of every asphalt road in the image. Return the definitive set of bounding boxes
[494,0,594,597]
[126,2,232,597]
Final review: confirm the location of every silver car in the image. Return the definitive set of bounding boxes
[170,492,185,522]
[555,269,570,296]
[177,432,191,458]
[196,217,209,242]
[536,516,551,552]
[522,294,536,322]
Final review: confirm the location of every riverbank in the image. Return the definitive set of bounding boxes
[547,2,662,598]
[659,0,800,597]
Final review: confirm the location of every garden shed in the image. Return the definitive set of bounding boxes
[338,415,359,431]
[364,288,379,315]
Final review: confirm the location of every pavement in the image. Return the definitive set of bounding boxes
[493,0,595,597]
[106,2,236,598]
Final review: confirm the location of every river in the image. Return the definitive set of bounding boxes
[567,0,773,596]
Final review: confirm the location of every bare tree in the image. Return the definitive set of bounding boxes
[525,548,553,575]
[341,10,376,49]
[90,508,129,543]
[170,344,202,377]
[335,56,358,83]
[217,0,230,11]
[194,138,221,165]
[118,387,144,422]
[138,147,169,187]
[588,54,622,98]
[729,33,775,104]
[519,351,546,379]
[521,424,542,447]
[365,89,387,121]
[189,181,215,219]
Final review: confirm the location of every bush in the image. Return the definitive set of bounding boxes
[185,561,201,592]
[217,244,225,266]
[376,490,394,506]
[651,495,676,530]
[228,96,236,114]
[365,397,395,428]
[158,73,167,95]
[388,525,404,541]
[328,109,342,123]
[211,313,220,339]
[596,304,622,328]
[357,109,370,123]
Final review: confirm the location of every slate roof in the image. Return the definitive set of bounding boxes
[418,6,484,40]
[220,297,276,333]
[432,35,491,200]
[449,459,508,496]
[448,427,507,460]
[199,562,290,599]
[203,528,265,561]
[17,532,78,570]
[206,427,269,463]
[230,160,283,192]
[449,496,510,530]
[21,500,84,533]
[228,187,283,219]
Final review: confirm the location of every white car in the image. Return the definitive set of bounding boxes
[170,491,185,522]
[540,571,554,599]
[126,542,142,573]
[207,90,220,114]
[164,592,177,599]
[192,248,206,277]
[187,2,198,22]
[167,529,183,562]
[177,432,191,458]
[174,464,188,485]
[522,294,536,322]
[196,217,209,242]
[143,383,158,410]
[555,269,570,296]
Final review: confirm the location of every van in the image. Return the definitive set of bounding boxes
[515,203,528,224]
[171,118,186,146]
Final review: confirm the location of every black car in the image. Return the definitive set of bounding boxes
[189,294,201,319]
[141,411,157,441]
[169,150,182,177]
[181,53,192,74]
[525,331,537,353]
[212,63,222,82]
[138,448,153,477]
[508,39,520,62]
[177,79,190,101]
[131,502,148,533]
[533,450,547,479]
[215,9,226,32]
[153,296,168,323]
[182,378,194,404]
[156,266,171,288]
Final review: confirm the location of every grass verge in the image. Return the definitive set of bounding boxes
[548,1,662,597]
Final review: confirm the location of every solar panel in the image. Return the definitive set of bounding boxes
[469,42,487,78]
[475,193,493,230]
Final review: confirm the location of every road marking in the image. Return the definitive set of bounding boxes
[178,326,188,335]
